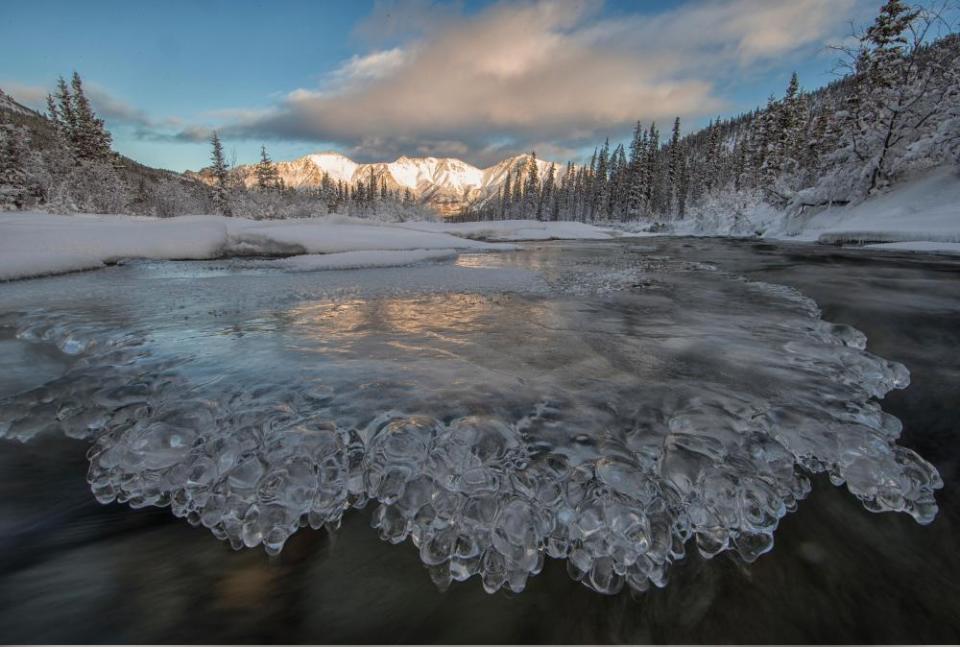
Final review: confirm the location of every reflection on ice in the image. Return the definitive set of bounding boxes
[0,248,943,596]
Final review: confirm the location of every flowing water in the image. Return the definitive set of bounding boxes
[0,237,957,643]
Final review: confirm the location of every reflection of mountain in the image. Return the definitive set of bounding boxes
[187,151,570,215]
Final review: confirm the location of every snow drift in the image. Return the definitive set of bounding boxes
[0,212,615,281]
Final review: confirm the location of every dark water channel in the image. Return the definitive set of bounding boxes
[0,237,957,643]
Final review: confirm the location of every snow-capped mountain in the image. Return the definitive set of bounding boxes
[187,151,570,215]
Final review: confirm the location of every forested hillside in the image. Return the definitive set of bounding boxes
[462,1,959,231]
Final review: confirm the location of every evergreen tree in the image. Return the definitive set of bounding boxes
[209,131,231,216]
[70,72,112,161]
[592,139,609,220]
[255,145,278,191]
[667,116,682,217]
[626,122,647,216]
[500,171,512,219]
[541,162,556,221]
[510,163,523,213]
[676,148,689,219]
[523,152,540,218]
[0,123,31,210]
[49,77,76,153]
[644,124,659,212]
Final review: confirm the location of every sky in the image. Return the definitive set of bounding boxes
[0,0,890,171]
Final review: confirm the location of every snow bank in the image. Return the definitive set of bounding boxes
[268,248,459,271]
[863,241,960,255]
[656,165,960,253]
[0,213,509,281]
[0,212,621,282]
[794,167,960,246]
[0,213,231,280]
[400,219,617,242]
[232,220,508,254]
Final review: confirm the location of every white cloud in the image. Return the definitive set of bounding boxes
[221,0,860,164]
[331,48,410,84]
[6,0,868,165]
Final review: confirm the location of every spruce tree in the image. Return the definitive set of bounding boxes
[592,140,608,221]
[255,145,278,191]
[541,162,555,221]
[209,131,231,216]
[644,124,659,213]
[0,123,31,210]
[668,117,682,217]
[52,77,76,150]
[523,152,540,218]
[626,123,647,217]
[510,163,523,213]
[500,171,511,219]
[70,72,112,161]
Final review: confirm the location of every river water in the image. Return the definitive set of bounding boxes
[0,237,957,643]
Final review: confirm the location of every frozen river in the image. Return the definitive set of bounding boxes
[0,237,957,642]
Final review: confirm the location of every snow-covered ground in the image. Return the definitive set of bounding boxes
[0,212,615,281]
[862,241,960,254]
[3,166,958,283]
[400,219,618,242]
[662,165,960,253]
[789,166,960,248]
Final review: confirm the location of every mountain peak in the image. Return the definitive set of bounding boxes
[190,150,572,216]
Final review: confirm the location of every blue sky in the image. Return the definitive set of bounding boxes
[1,0,882,171]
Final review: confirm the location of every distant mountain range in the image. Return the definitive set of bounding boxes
[2,85,570,216]
[187,151,570,215]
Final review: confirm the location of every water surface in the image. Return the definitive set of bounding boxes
[0,238,957,643]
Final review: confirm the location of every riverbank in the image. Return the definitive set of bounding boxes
[0,213,619,282]
[653,165,960,252]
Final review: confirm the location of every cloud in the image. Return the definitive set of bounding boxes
[1,81,48,107]
[4,0,865,166]
[85,85,157,127]
[135,124,212,143]
[218,0,858,164]
[331,48,409,84]
[1,79,184,133]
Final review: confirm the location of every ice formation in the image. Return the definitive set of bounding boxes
[0,260,943,597]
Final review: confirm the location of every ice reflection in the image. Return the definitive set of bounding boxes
[0,246,943,597]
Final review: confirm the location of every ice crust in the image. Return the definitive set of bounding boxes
[0,258,942,597]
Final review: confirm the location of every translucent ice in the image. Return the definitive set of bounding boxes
[0,252,943,596]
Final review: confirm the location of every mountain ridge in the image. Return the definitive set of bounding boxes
[186,151,571,215]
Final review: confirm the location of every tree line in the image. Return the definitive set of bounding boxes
[458,0,959,227]
[205,133,431,220]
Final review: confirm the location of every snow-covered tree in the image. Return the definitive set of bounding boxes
[667,117,682,217]
[255,144,278,191]
[209,131,231,216]
[523,152,540,218]
[838,0,955,194]
[0,122,32,210]
[69,72,113,162]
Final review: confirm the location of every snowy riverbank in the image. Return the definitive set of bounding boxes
[652,165,960,254]
[3,166,958,282]
[788,166,960,252]
[0,213,617,281]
